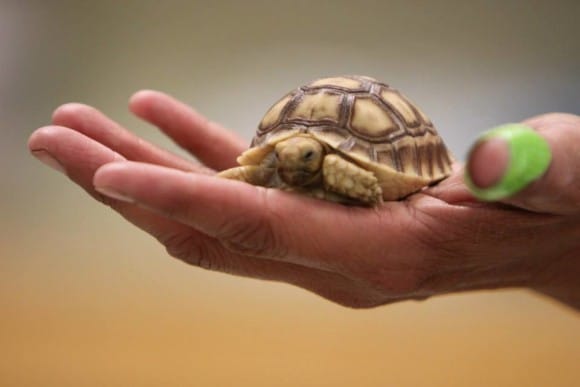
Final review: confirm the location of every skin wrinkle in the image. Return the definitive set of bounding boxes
[396,202,462,294]
[160,231,219,271]
[426,216,575,293]
[161,223,359,302]
[339,196,450,295]
[165,232,203,266]
[276,193,370,274]
[264,189,356,271]
[403,194,559,293]
[420,231,556,293]
[216,187,288,260]
[337,208,396,276]
[151,204,376,305]
[354,205,431,294]
[219,216,276,258]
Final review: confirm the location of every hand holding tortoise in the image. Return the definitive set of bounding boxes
[28,77,580,309]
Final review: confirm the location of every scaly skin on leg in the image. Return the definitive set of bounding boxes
[218,166,276,186]
[322,154,383,205]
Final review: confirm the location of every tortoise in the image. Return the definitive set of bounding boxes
[218,75,453,206]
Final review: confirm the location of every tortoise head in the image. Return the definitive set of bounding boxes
[274,136,325,186]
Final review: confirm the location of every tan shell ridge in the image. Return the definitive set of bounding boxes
[245,75,452,190]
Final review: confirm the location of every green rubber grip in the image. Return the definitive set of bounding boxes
[465,124,552,201]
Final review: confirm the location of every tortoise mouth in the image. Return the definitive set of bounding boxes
[278,168,320,187]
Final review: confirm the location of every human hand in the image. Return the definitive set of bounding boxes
[28,91,580,309]
[462,113,580,309]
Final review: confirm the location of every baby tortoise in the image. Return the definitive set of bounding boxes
[218,75,453,206]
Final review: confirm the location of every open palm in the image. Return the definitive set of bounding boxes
[28,91,579,308]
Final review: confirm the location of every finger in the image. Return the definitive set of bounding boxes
[464,113,580,214]
[29,126,126,198]
[92,161,415,276]
[29,127,393,306]
[24,127,259,271]
[129,90,246,171]
[52,102,204,173]
[28,125,194,235]
[28,125,229,266]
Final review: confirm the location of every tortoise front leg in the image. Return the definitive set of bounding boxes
[322,154,383,205]
[217,165,276,187]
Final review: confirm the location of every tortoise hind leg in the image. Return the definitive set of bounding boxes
[217,165,276,187]
[322,154,383,205]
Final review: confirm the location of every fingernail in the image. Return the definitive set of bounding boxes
[31,149,66,174]
[95,185,135,203]
[464,123,552,201]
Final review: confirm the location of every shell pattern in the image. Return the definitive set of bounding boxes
[253,75,453,180]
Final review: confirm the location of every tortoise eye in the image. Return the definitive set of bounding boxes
[303,150,314,160]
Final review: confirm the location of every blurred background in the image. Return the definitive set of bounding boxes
[2,1,579,386]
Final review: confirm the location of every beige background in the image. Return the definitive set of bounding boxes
[2,1,579,386]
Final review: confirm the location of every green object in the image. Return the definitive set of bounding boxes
[465,123,552,201]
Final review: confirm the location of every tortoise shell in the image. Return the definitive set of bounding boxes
[237,75,453,200]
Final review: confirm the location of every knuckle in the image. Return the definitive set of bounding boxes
[217,189,287,258]
[217,214,282,258]
[161,232,223,272]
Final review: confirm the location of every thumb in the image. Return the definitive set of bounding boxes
[464,113,580,215]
